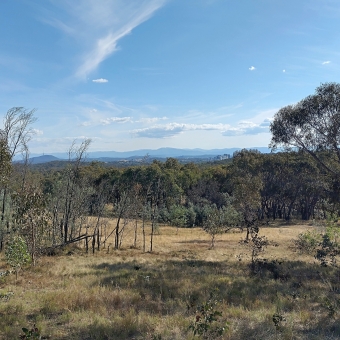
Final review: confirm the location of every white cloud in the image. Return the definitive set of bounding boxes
[249,66,256,71]
[44,0,167,79]
[92,78,108,83]
[133,124,185,138]
[222,118,272,136]
[138,116,168,124]
[192,123,229,130]
[100,117,132,125]
[322,61,331,64]
[283,69,286,73]
[132,123,231,138]
[132,119,272,139]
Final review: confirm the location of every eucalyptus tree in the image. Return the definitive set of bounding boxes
[177,162,201,193]
[144,161,163,252]
[111,188,133,250]
[270,82,340,176]
[258,153,283,220]
[259,152,312,220]
[202,201,240,248]
[269,84,340,217]
[230,150,263,240]
[162,158,184,208]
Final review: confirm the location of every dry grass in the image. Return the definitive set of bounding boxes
[0,222,340,339]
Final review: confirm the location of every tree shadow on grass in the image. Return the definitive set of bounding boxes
[54,307,340,340]
[176,239,226,244]
[64,258,340,339]
[304,317,340,339]
[66,320,144,340]
[0,258,336,340]
[89,258,337,304]
[231,316,340,340]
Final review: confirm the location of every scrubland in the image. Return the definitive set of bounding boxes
[0,222,339,340]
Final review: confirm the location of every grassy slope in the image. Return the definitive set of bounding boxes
[0,223,339,339]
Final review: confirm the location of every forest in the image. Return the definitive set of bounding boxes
[0,83,340,339]
[0,132,337,257]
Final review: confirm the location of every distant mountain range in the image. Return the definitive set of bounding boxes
[22,147,272,165]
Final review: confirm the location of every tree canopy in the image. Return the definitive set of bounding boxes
[270,82,340,175]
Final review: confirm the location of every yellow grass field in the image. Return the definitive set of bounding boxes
[0,222,339,339]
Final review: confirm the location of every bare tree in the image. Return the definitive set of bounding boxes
[53,139,92,245]
[0,108,36,251]
[3,107,37,159]
[89,179,112,253]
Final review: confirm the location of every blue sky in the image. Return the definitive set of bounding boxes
[1,0,340,154]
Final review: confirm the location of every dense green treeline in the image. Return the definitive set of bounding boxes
[78,149,335,223]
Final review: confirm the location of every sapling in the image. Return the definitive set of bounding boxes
[189,292,229,339]
[5,235,31,280]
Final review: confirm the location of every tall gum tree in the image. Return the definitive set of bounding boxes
[270,83,340,176]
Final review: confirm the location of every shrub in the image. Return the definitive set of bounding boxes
[295,230,322,254]
[295,223,340,266]
[5,235,31,279]
[189,294,228,339]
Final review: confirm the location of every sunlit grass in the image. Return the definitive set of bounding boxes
[0,223,339,339]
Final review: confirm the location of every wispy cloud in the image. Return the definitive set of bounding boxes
[80,114,133,127]
[322,61,331,64]
[249,66,256,71]
[31,136,100,151]
[43,0,167,79]
[92,78,108,83]
[80,121,92,127]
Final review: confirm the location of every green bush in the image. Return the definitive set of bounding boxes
[5,235,31,279]
[296,223,340,266]
[189,295,228,339]
[295,230,322,254]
